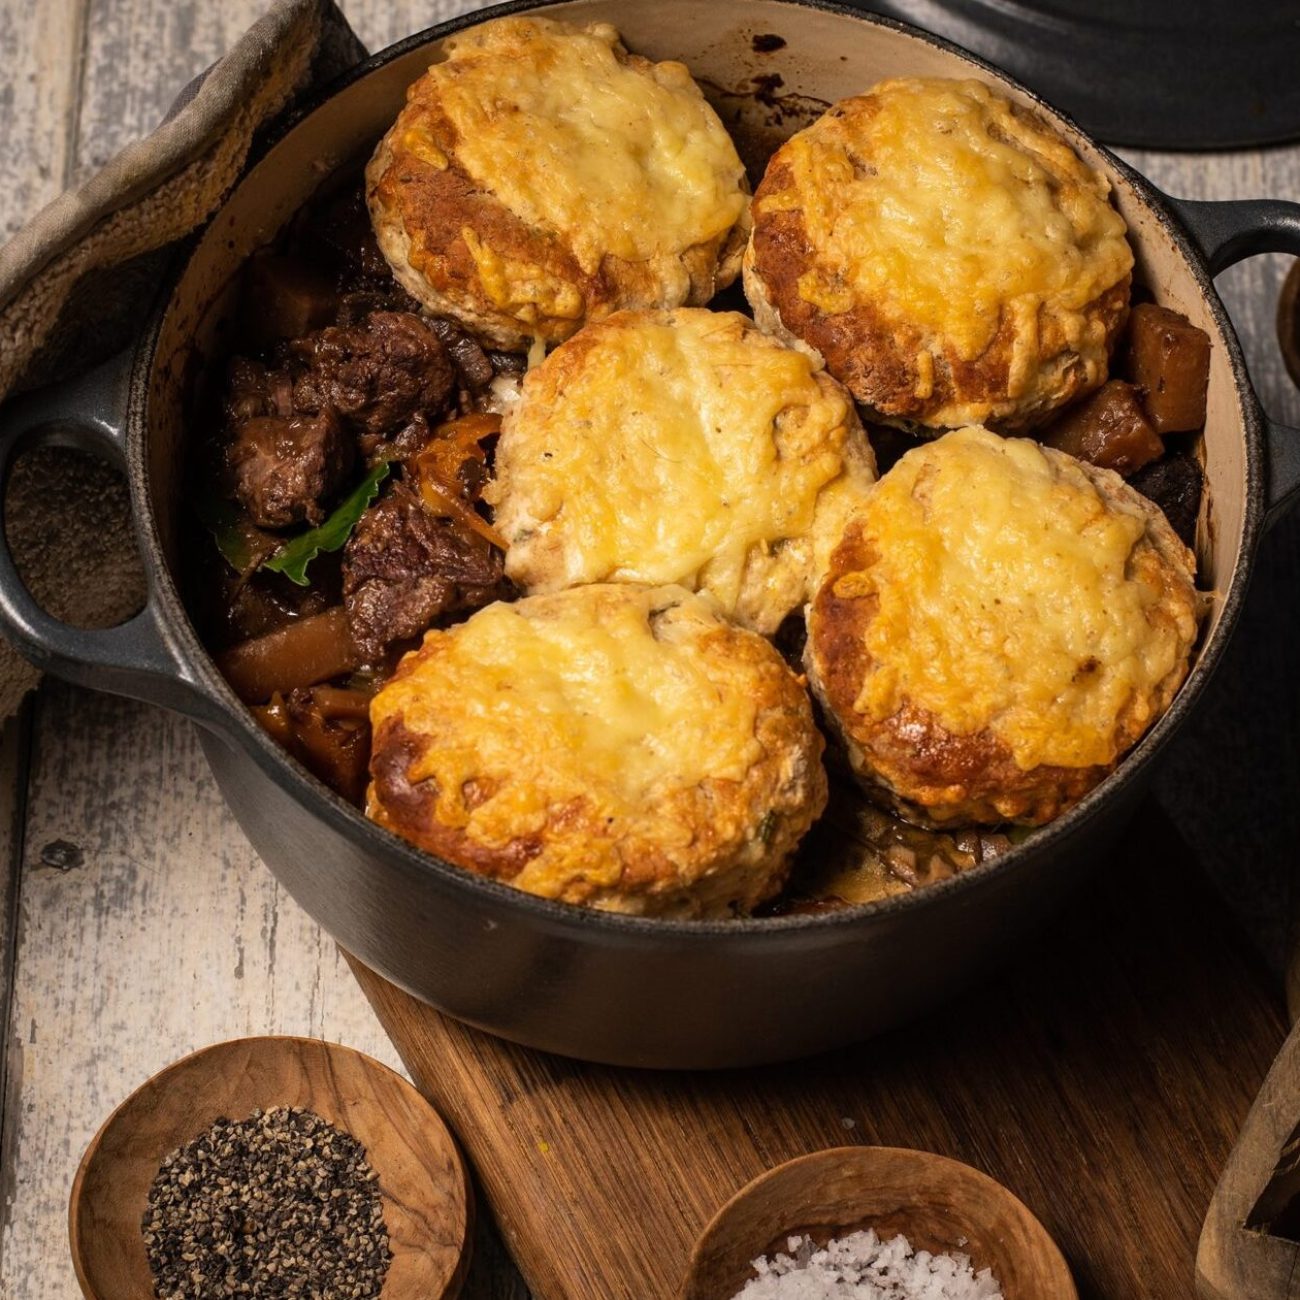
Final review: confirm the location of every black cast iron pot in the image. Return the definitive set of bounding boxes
[1,0,1298,1068]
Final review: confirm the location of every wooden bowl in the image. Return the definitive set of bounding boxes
[69,1036,472,1300]
[681,1146,1076,1299]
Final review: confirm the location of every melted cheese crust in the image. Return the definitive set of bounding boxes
[846,427,1198,771]
[761,77,1133,367]
[372,587,762,831]
[430,18,747,277]
[490,309,876,632]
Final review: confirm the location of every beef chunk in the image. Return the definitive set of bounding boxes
[343,481,509,662]
[220,312,457,526]
[427,316,495,390]
[1128,451,1204,549]
[288,311,456,458]
[1039,380,1164,476]
[229,409,354,529]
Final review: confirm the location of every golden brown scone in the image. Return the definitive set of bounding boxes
[805,427,1201,826]
[366,17,750,351]
[745,77,1134,433]
[486,308,877,634]
[367,584,827,917]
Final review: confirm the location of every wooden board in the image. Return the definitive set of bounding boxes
[349,801,1287,1300]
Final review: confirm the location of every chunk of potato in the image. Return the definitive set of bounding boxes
[1039,380,1164,476]
[1125,303,1211,433]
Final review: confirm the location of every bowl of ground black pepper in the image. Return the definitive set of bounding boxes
[69,1036,472,1300]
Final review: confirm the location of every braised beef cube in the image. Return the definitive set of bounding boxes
[1128,452,1204,549]
[223,356,294,423]
[343,481,508,662]
[241,252,339,348]
[289,311,456,456]
[229,408,354,529]
[1039,380,1164,476]
[1125,303,1211,433]
[427,316,495,390]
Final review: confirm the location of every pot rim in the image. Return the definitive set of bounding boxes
[127,0,1266,943]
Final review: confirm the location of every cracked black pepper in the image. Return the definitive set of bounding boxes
[141,1106,391,1299]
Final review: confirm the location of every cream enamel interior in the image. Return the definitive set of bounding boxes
[147,0,1252,808]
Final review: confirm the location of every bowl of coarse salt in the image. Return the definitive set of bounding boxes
[680,1146,1076,1300]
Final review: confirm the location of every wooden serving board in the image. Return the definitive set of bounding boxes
[347,801,1287,1300]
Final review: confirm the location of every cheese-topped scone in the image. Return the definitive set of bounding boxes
[805,427,1200,826]
[367,584,826,917]
[366,17,750,351]
[745,77,1134,433]
[487,308,877,634]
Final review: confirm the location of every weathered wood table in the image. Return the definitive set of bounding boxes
[0,3,1297,1298]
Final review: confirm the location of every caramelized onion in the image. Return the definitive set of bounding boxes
[252,686,372,804]
[416,475,508,549]
[412,412,508,549]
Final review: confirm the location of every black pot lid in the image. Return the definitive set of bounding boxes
[848,0,1300,150]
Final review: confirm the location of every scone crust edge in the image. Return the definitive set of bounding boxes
[367,586,828,917]
[804,460,1199,827]
[366,22,751,351]
[744,85,1133,434]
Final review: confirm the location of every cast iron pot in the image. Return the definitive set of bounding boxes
[2,0,1298,1068]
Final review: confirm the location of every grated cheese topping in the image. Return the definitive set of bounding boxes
[843,426,1198,770]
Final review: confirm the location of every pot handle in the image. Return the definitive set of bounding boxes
[1165,196,1300,528]
[0,351,223,726]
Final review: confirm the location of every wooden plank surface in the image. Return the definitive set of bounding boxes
[0,0,83,242]
[0,3,1297,1299]
[349,804,1288,1300]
